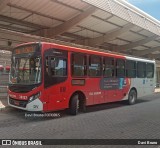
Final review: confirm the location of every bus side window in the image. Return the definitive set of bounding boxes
[126,60,136,78]
[116,59,125,78]
[50,57,67,76]
[103,57,114,77]
[146,63,154,78]
[137,62,146,78]
[88,56,101,77]
[71,53,86,77]
[45,57,49,74]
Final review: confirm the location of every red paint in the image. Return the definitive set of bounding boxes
[6,66,10,71]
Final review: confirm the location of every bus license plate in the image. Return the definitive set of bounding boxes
[14,101,19,106]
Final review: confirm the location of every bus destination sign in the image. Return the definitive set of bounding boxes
[14,46,35,55]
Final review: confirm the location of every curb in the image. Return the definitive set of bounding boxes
[0,107,6,111]
[0,105,6,111]
[154,88,160,93]
[0,100,7,111]
[0,104,9,111]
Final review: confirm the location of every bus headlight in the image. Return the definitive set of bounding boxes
[28,92,41,103]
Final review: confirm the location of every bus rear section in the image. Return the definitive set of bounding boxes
[125,57,155,99]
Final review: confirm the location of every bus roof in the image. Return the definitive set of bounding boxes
[15,41,155,62]
[125,56,155,63]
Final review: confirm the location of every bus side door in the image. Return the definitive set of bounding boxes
[44,48,68,111]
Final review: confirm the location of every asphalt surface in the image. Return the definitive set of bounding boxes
[0,92,160,148]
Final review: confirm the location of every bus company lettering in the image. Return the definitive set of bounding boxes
[100,78,125,90]
[19,95,27,100]
[89,92,101,96]
[9,94,27,100]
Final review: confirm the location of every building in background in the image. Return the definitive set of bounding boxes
[0,50,11,74]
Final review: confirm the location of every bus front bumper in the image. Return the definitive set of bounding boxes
[8,96,43,112]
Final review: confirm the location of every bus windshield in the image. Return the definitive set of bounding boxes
[10,56,41,85]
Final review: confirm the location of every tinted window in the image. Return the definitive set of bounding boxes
[116,59,125,77]
[103,57,114,77]
[71,53,86,77]
[137,62,146,78]
[50,57,67,76]
[146,63,154,78]
[44,48,68,88]
[89,56,101,77]
[126,60,136,78]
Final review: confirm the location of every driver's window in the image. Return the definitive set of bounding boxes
[29,57,41,82]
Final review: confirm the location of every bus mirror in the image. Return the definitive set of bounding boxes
[48,57,52,76]
[51,59,56,68]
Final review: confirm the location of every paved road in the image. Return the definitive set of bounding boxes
[0,92,160,147]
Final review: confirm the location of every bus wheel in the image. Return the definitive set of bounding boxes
[128,89,137,105]
[69,94,79,115]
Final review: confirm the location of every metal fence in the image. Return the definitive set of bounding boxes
[0,72,9,86]
[0,73,9,99]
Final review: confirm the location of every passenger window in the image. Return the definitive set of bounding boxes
[45,57,49,74]
[126,60,136,78]
[137,62,146,78]
[71,53,86,77]
[146,63,154,78]
[89,56,101,77]
[50,57,67,76]
[103,57,114,77]
[116,59,125,77]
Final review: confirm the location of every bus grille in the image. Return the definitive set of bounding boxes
[9,97,28,108]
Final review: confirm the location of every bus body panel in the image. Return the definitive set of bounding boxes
[8,42,156,112]
[125,56,155,98]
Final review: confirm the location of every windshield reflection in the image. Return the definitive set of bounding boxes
[10,56,41,85]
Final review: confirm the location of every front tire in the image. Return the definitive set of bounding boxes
[69,94,79,115]
[128,89,137,105]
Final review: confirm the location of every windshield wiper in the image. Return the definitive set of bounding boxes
[34,58,41,83]
[22,58,28,81]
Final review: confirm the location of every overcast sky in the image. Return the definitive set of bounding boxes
[127,0,160,20]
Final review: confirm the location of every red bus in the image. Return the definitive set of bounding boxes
[8,42,155,115]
